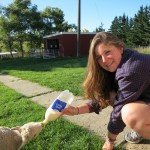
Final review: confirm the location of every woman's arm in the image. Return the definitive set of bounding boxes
[62,99,103,116]
[107,131,118,141]
[61,103,91,116]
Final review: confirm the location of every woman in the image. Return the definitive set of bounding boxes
[62,32,150,150]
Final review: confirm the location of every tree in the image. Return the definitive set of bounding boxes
[95,22,105,32]
[109,17,120,35]
[25,4,43,49]
[133,5,150,46]
[125,17,134,47]
[1,0,44,56]
[81,28,89,32]
[0,5,4,16]
[66,23,77,32]
[117,14,133,47]
[41,7,76,35]
[4,0,34,57]
[109,5,150,47]
[0,16,14,56]
[67,24,77,32]
[51,7,65,32]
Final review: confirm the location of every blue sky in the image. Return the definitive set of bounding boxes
[1,0,149,32]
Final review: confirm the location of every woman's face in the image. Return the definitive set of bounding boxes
[95,43,123,72]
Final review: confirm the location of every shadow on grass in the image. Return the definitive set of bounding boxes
[0,57,88,73]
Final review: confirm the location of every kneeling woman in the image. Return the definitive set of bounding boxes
[62,32,150,150]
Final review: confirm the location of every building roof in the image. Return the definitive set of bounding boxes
[43,32,96,39]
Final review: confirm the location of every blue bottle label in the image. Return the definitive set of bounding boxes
[52,99,67,112]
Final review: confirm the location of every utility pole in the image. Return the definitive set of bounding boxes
[77,0,80,57]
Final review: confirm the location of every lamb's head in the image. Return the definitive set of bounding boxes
[12,122,44,146]
[21,122,44,144]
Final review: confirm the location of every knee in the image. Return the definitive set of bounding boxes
[121,104,137,128]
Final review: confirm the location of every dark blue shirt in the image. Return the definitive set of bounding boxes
[108,49,150,134]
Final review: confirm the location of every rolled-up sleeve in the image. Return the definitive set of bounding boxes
[87,101,101,114]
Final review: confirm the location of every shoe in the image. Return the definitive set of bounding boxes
[124,131,143,144]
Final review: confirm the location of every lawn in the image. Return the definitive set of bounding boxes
[0,83,124,150]
[0,57,87,96]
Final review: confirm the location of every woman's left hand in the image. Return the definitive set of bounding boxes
[102,138,115,150]
[61,106,78,116]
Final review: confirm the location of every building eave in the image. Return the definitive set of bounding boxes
[43,32,96,39]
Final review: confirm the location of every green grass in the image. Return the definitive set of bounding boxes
[135,47,150,54]
[0,57,87,96]
[0,83,123,150]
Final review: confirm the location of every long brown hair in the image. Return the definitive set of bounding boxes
[83,32,124,108]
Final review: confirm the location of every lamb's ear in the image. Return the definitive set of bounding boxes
[11,126,22,133]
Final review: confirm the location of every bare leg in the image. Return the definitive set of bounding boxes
[121,101,150,139]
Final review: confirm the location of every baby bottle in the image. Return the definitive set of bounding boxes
[42,90,74,125]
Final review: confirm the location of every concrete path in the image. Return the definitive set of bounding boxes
[0,73,150,150]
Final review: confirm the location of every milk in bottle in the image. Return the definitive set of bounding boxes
[42,90,74,125]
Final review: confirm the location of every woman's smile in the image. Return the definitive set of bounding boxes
[95,44,123,72]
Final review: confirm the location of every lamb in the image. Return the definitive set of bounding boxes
[0,122,44,150]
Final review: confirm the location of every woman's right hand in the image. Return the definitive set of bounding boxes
[102,138,115,150]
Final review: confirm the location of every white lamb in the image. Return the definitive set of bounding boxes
[0,122,44,150]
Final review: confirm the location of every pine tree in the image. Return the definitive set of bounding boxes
[133,5,150,46]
